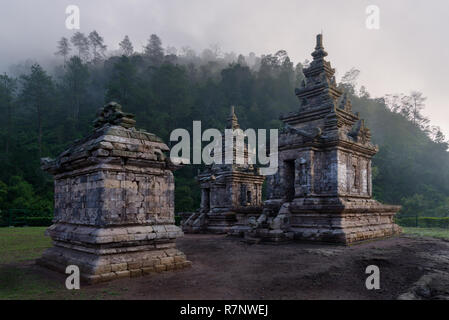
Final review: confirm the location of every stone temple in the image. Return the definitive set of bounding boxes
[38,102,190,283]
[182,107,265,234]
[249,34,402,244]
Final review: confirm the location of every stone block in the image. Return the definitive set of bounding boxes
[111,263,128,272]
[155,264,166,273]
[142,267,155,274]
[129,269,142,277]
[115,270,131,279]
[38,102,189,283]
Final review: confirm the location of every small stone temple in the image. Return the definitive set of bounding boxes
[249,34,401,244]
[182,107,265,234]
[38,102,190,283]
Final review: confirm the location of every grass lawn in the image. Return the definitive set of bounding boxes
[0,227,51,264]
[0,227,94,299]
[0,226,448,300]
[0,227,58,299]
[0,227,129,299]
[402,227,449,240]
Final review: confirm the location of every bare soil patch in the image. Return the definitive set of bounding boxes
[2,233,449,299]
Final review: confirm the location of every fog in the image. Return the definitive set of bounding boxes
[0,0,448,136]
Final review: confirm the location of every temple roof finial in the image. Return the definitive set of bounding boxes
[311,33,328,61]
[227,105,240,129]
[316,33,323,49]
[93,101,136,129]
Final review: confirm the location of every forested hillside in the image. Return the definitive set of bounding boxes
[0,32,448,217]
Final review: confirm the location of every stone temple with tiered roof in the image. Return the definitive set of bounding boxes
[182,107,265,234]
[248,34,402,244]
[38,102,190,283]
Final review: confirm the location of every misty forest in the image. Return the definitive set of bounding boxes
[0,31,448,223]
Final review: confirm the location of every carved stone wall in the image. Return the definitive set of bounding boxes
[253,35,401,244]
[38,102,190,283]
[181,107,265,234]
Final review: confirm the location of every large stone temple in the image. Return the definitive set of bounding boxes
[38,102,190,283]
[249,34,402,244]
[182,107,265,234]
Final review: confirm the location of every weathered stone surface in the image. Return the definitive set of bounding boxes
[248,35,401,245]
[37,102,191,283]
[181,107,265,234]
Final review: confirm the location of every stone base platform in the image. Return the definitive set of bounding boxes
[245,198,402,245]
[288,212,402,245]
[287,199,402,245]
[37,223,191,284]
[203,213,237,234]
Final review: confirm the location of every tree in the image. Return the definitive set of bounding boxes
[62,56,90,123]
[279,53,294,84]
[209,43,222,59]
[340,68,360,94]
[88,30,107,63]
[0,74,17,154]
[405,91,428,128]
[144,34,164,66]
[385,91,429,129]
[166,46,177,56]
[105,56,137,108]
[237,54,247,66]
[294,62,305,87]
[0,180,7,209]
[1,33,449,221]
[119,35,134,56]
[359,86,370,98]
[7,176,37,210]
[71,32,90,61]
[20,64,54,157]
[55,37,71,64]
[383,93,404,113]
[429,126,447,144]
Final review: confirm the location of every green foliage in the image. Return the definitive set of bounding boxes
[0,180,7,208]
[0,33,448,220]
[350,94,449,216]
[174,166,201,213]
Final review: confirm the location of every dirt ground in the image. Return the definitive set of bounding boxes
[4,233,449,300]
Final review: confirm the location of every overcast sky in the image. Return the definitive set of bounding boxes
[1,0,448,136]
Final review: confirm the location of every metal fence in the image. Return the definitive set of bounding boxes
[1,209,448,229]
[395,215,449,228]
[0,209,53,227]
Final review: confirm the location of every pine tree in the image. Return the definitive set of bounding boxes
[55,37,71,64]
[119,35,134,56]
[144,34,164,65]
[20,64,54,158]
[70,32,90,61]
[62,56,89,123]
[0,74,17,155]
[88,30,107,63]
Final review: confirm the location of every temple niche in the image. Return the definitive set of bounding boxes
[250,34,401,244]
[181,107,265,234]
[38,102,190,283]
